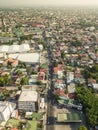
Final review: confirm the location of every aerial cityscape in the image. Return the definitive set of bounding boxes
[0,1,98,130]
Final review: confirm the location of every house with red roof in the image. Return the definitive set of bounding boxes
[54,89,68,99]
[3,58,18,67]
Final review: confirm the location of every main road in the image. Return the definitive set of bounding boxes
[45,40,56,130]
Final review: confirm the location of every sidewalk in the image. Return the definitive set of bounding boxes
[43,104,47,130]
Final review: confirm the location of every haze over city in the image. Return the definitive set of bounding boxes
[0,0,98,7]
[0,0,98,129]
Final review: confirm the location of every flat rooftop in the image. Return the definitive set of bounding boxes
[19,91,38,102]
[0,44,30,53]
[8,53,40,63]
[22,85,37,91]
[68,84,76,93]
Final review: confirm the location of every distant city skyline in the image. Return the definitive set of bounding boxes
[0,0,98,7]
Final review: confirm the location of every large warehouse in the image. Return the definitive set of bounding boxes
[8,53,41,63]
[0,44,30,53]
[0,44,41,64]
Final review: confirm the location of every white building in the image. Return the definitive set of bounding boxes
[67,72,74,84]
[38,44,43,51]
[18,91,38,112]
[68,83,76,94]
[0,101,16,121]
[8,52,40,64]
[92,83,98,90]
[40,98,45,109]
[58,70,63,79]
[19,44,30,52]
[8,45,20,53]
[0,45,9,53]
[17,53,40,63]
[0,44,30,53]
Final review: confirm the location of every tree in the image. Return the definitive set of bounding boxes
[0,75,10,86]
[0,77,5,86]
[7,61,12,69]
[64,89,68,94]
[37,122,43,129]
[17,70,22,77]
[76,85,98,127]
[53,61,58,67]
[82,65,98,83]
[18,121,23,129]
[61,52,65,59]
[78,125,88,130]
[26,65,31,74]
[54,94,60,100]
[20,77,28,85]
[37,81,43,85]
[20,34,32,41]
[91,65,98,73]
[3,74,10,86]
[71,40,82,47]
[31,71,37,75]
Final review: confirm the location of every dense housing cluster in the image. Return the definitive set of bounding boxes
[0,7,98,130]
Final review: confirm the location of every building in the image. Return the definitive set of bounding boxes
[18,91,38,112]
[0,101,16,121]
[39,98,45,109]
[68,83,76,99]
[58,99,82,110]
[0,44,30,53]
[8,52,41,64]
[67,72,74,84]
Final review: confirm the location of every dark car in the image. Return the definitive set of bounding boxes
[57,105,63,109]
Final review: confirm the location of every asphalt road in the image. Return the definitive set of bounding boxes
[46,43,87,130]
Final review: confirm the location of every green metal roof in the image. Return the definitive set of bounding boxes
[40,63,48,69]
[57,113,81,122]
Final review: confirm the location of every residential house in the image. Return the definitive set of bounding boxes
[54,89,68,100]
[68,83,76,99]
[3,58,18,67]
[53,64,63,79]
[67,72,74,84]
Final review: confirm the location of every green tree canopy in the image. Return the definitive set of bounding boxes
[61,52,65,59]
[37,81,43,85]
[20,76,28,85]
[82,64,98,83]
[71,40,82,47]
[78,125,88,130]
[76,85,98,127]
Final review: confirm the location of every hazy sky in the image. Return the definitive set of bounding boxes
[0,0,98,7]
